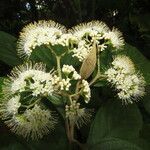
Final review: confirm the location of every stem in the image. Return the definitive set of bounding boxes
[65,119,86,150]
[72,139,87,150]
[47,45,62,78]
[97,48,101,74]
[65,120,71,143]
[69,95,73,104]
[56,56,62,79]
[70,91,82,98]
[89,74,100,86]
[75,80,81,93]
[65,119,74,150]
[65,95,86,149]
[89,75,106,86]
[21,99,41,109]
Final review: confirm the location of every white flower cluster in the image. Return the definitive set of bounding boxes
[17,20,124,61]
[0,62,57,140]
[105,55,145,104]
[17,20,77,57]
[52,65,81,91]
[81,80,91,103]
[72,40,92,61]
[58,78,71,91]
[55,33,78,47]
[62,64,75,74]
[6,95,21,115]
[4,62,54,97]
[65,101,92,128]
[69,21,124,61]
[0,95,21,119]
[62,64,81,80]
[103,28,124,49]
[5,104,56,140]
[52,65,91,104]
[52,75,71,91]
[0,95,56,140]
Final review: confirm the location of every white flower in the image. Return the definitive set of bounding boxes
[52,75,71,91]
[112,55,135,74]
[81,80,91,103]
[72,71,81,80]
[65,101,92,128]
[55,33,78,47]
[105,55,145,104]
[99,44,107,51]
[6,96,21,115]
[4,105,56,140]
[72,41,91,61]
[69,21,110,61]
[17,20,66,58]
[3,62,54,97]
[52,65,81,92]
[62,65,75,74]
[11,79,26,93]
[117,74,145,103]
[103,28,124,49]
[62,64,81,80]
[75,108,93,128]
[51,75,60,85]
[0,95,21,119]
[59,78,71,91]
[1,62,57,140]
[69,21,109,39]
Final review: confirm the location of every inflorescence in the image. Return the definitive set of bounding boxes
[0,20,146,141]
[105,55,145,104]
[17,20,124,61]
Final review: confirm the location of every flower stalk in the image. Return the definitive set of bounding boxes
[56,56,62,79]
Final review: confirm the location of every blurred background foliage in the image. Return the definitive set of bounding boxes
[0,0,149,74]
[0,0,149,149]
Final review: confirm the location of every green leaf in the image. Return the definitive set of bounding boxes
[0,120,68,150]
[93,80,107,87]
[51,44,67,56]
[0,133,27,150]
[30,45,56,70]
[0,77,4,98]
[87,99,143,146]
[26,124,68,150]
[140,124,150,142]
[48,95,64,106]
[89,137,143,150]
[143,90,150,115]
[117,43,150,85]
[1,143,26,150]
[100,47,113,72]
[0,125,68,150]
[61,52,80,67]
[0,31,22,66]
[0,77,4,91]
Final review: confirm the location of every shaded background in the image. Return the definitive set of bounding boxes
[0,0,150,75]
[0,0,149,149]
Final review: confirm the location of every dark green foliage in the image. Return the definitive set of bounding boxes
[0,31,22,66]
[87,99,150,150]
[0,0,150,150]
[30,45,56,70]
[0,125,68,150]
